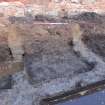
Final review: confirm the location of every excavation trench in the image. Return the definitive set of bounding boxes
[0,13,105,105]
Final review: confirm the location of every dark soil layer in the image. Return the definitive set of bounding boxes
[72,12,105,23]
[83,33,105,61]
[0,45,12,62]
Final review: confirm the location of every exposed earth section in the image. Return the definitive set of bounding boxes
[0,0,105,105]
[0,12,104,105]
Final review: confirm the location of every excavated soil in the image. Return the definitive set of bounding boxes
[0,12,105,105]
